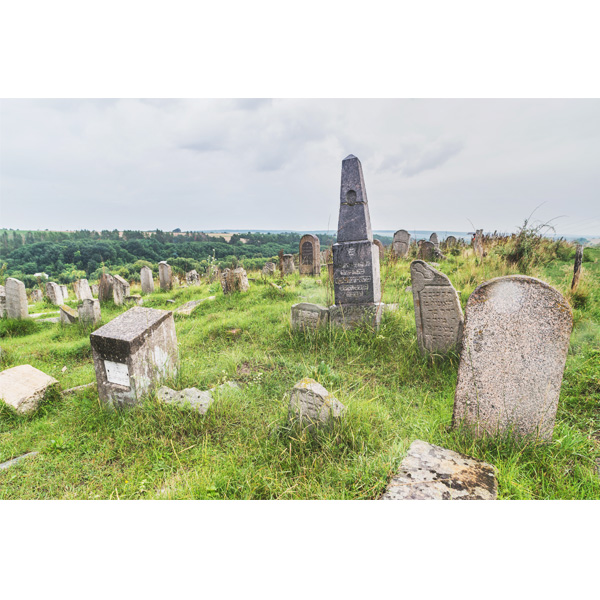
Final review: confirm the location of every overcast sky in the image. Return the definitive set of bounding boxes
[1,98,599,236]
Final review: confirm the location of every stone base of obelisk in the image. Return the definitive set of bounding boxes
[329,303,384,330]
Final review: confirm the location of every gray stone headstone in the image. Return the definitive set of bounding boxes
[299,234,321,276]
[79,298,101,326]
[262,262,276,277]
[60,304,79,325]
[90,307,179,408]
[91,284,99,297]
[332,155,382,329]
[473,229,484,259]
[185,270,200,286]
[46,282,64,305]
[291,303,329,330]
[31,289,43,303]
[453,276,573,440]
[0,285,5,318]
[60,285,69,300]
[571,244,584,290]
[288,378,346,429]
[98,273,114,303]
[221,268,250,294]
[418,241,435,261]
[0,364,59,415]
[6,278,28,319]
[392,229,411,258]
[429,232,439,248]
[373,239,385,262]
[140,266,154,295]
[445,235,457,248]
[159,261,173,291]
[380,440,497,500]
[74,279,93,301]
[112,274,130,306]
[410,260,463,355]
[174,296,216,316]
[282,254,295,275]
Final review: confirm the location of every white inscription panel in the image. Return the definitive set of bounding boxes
[104,360,131,387]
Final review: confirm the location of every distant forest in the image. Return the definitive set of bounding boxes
[0,229,393,286]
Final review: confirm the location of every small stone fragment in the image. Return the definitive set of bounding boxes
[288,378,346,428]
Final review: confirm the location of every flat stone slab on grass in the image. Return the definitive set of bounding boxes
[0,452,39,470]
[175,296,216,316]
[380,440,497,500]
[0,365,59,415]
[157,386,214,414]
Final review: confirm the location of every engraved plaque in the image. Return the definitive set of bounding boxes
[104,360,131,387]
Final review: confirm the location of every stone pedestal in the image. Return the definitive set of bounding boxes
[330,302,383,330]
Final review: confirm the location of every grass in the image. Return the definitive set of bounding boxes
[1,245,599,499]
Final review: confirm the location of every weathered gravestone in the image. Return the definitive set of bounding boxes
[452,276,573,440]
[0,365,59,415]
[185,270,200,286]
[74,279,93,301]
[90,307,179,408]
[373,239,385,262]
[282,254,296,275]
[125,294,143,306]
[410,261,463,355]
[288,378,346,429]
[46,282,64,305]
[5,278,28,319]
[79,298,101,326]
[291,303,330,330]
[473,229,484,259]
[159,261,173,291]
[330,154,382,329]
[98,273,114,303]
[31,289,43,303]
[444,235,457,249]
[325,248,333,281]
[392,229,411,258]
[418,240,435,261]
[60,304,79,325]
[91,284,99,297]
[262,262,276,277]
[221,268,250,294]
[571,244,584,290]
[140,266,154,295]
[112,274,130,306]
[429,232,439,249]
[299,234,321,276]
[380,440,497,500]
[60,285,69,300]
[0,285,5,318]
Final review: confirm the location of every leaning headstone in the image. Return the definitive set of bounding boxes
[473,229,484,259]
[0,285,6,318]
[79,298,101,326]
[429,232,439,249]
[98,273,114,303]
[46,282,64,305]
[140,266,155,295]
[60,304,79,325]
[0,364,59,415]
[262,262,276,277]
[418,241,435,261]
[288,378,346,429]
[571,244,584,290]
[291,303,330,330]
[392,229,411,258]
[453,276,573,440]
[380,440,497,500]
[159,261,173,291]
[299,234,321,276]
[90,307,179,408]
[221,268,250,294]
[5,278,28,319]
[282,254,296,275]
[60,285,69,300]
[112,274,130,306]
[74,279,93,301]
[185,270,200,286]
[330,154,382,329]
[410,260,463,354]
[31,289,43,303]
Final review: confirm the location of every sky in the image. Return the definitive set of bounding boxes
[1,98,599,237]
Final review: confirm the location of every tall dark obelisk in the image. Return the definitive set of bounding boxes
[330,155,382,329]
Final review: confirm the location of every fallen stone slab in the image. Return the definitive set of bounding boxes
[175,296,216,316]
[38,317,60,323]
[157,386,214,415]
[30,311,60,319]
[0,451,39,471]
[63,382,96,395]
[60,304,79,325]
[380,440,497,500]
[0,365,59,415]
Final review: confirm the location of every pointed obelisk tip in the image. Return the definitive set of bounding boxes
[343,154,357,161]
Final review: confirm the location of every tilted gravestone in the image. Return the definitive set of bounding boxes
[221,268,250,294]
[282,254,295,275]
[392,229,411,258]
[46,282,64,305]
[60,304,79,325]
[74,279,93,301]
[98,273,114,303]
[159,261,173,291]
[373,239,385,262]
[90,307,179,408]
[452,276,573,440]
[299,234,321,276]
[5,278,28,319]
[410,261,463,355]
[291,303,330,330]
[112,274,130,306]
[31,289,43,303]
[140,266,154,295]
[418,241,435,261]
[79,298,101,326]
[571,244,584,290]
[331,154,382,329]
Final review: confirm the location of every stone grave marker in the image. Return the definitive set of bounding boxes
[571,244,584,290]
[473,229,484,259]
[6,278,28,319]
[159,261,173,291]
[429,232,439,249]
[91,284,99,297]
[282,254,295,275]
[288,378,346,429]
[221,268,250,294]
[331,154,382,329]
[410,260,463,355]
[60,304,79,325]
[445,235,457,249]
[98,273,114,303]
[392,229,411,258]
[373,239,385,262]
[60,285,69,300]
[291,303,330,330]
[46,282,64,305]
[0,285,5,318]
[90,306,179,408]
[418,240,435,261]
[74,279,93,301]
[125,294,143,306]
[140,266,154,295]
[0,364,59,415]
[278,249,285,277]
[112,274,130,306]
[262,262,276,277]
[185,270,200,286]
[299,234,321,276]
[453,276,573,440]
[31,289,43,303]
[79,298,101,326]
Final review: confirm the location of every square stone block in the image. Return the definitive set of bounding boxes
[291,302,330,330]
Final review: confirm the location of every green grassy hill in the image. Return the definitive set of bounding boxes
[1,244,598,499]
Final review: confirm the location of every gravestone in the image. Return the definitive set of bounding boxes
[418,241,435,261]
[125,294,143,306]
[282,254,295,275]
[445,235,457,248]
[60,304,79,325]
[46,282,64,305]
[220,268,250,294]
[331,154,382,329]
[325,248,333,281]
[140,266,154,295]
[112,274,130,306]
[410,261,463,354]
[288,378,346,429]
[571,244,584,290]
[174,296,216,316]
[0,285,5,318]
[291,303,330,330]
[299,234,321,276]
[60,285,69,300]
[380,440,497,500]
[159,261,173,291]
[453,276,573,440]
[473,229,484,259]
[31,289,43,303]
[79,298,101,326]
[0,365,59,415]
[392,229,411,258]
[278,249,285,277]
[429,232,439,249]
[5,278,28,319]
[262,262,276,277]
[185,270,200,286]
[90,307,179,408]
[98,273,114,303]
[373,239,385,262]
[91,284,99,297]
[74,279,93,301]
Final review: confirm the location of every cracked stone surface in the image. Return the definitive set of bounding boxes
[380,440,497,500]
